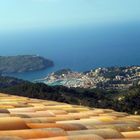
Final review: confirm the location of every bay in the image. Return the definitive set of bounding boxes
[0,22,140,81]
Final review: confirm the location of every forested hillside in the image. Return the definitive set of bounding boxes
[0,76,140,114]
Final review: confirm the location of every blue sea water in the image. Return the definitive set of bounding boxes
[0,22,140,81]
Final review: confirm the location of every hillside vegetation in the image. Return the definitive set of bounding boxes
[0,76,140,115]
[0,55,54,74]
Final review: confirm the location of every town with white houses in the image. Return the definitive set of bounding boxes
[37,66,140,90]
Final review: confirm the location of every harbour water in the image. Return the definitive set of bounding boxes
[0,22,140,81]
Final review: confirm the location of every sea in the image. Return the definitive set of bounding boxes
[0,22,140,81]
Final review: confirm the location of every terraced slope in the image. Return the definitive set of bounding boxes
[0,93,140,139]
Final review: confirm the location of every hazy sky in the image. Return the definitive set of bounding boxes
[0,0,140,31]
